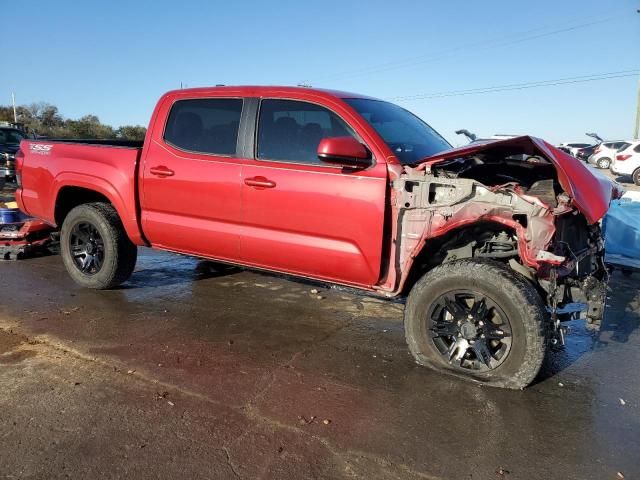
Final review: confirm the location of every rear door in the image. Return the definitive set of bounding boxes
[140,96,245,261]
[239,98,388,287]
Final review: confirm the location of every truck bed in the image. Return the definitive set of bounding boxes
[17,139,145,244]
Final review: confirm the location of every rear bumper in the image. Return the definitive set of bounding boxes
[2,159,15,177]
[610,162,633,176]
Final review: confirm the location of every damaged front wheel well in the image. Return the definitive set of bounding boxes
[402,222,521,295]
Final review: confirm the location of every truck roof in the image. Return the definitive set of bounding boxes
[162,85,380,101]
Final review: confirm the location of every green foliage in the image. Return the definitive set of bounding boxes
[0,102,146,140]
[115,125,147,141]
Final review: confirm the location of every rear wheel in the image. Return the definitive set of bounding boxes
[633,168,640,186]
[404,260,547,389]
[597,157,611,169]
[60,203,137,289]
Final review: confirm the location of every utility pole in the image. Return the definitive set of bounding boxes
[635,8,640,139]
[635,76,640,139]
[11,93,17,123]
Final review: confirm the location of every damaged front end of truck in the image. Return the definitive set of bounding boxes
[386,136,620,345]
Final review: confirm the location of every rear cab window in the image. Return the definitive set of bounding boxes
[164,98,243,156]
[256,99,357,165]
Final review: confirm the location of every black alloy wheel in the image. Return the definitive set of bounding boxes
[428,290,513,371]
[69,221,105,275]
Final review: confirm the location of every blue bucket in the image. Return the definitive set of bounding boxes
[0,208,25,224]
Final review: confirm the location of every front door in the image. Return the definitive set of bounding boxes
[240,99,388,287]
[140,96,245,261]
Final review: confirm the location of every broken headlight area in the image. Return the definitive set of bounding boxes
[538,216,608,344]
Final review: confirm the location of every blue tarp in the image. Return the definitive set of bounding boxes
[603,198,640,269]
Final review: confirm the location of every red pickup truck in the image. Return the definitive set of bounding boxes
[16,86,618,388]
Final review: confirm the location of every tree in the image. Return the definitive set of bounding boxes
[0,102,146,140]
[0,106,14,122]
[65,115,115,139]
[116,125,147,140]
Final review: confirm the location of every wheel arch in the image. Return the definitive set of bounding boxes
[400,221,522,296]
[52,174,145,245]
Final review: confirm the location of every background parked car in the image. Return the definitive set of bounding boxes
[0,126,26,182]
[557,142,592,156]
[587,141,630,169]
[576,144,599,161]
[610,140,640,185]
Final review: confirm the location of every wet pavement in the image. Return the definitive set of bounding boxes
[0,247,638,480]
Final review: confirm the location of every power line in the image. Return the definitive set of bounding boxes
[389,70,640,102]
[388,70,640,102]
[311,9,627,83]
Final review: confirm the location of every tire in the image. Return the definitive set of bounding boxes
[404,260,547,389]
[596,157,611,169]
[60,202,137,289]
[633,168,640,186]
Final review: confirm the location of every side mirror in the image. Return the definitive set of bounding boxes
[317,137,371,168]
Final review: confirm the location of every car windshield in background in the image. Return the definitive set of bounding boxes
[0,128,25,145]
[344,98,451,165]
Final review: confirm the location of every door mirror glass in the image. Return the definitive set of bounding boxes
[317,136,371,168]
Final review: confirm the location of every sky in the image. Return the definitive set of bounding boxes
[3,0,639,145]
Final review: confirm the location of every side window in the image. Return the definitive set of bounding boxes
[164,98,243,155]
[257,99,356,164]
[635,144,640,153]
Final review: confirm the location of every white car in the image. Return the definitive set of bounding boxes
[610,140,640,185]
[588,141,631,169]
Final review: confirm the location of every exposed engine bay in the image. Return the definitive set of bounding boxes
[392,148,609,345]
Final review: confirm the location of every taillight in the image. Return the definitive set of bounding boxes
[15,148,24,187]
[616,154,631,161]
[594,146,601,154]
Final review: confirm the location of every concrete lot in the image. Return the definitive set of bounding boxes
[1,165,639,479]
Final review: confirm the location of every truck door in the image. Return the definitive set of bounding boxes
[140,97,245,261]
[240,99,388,287]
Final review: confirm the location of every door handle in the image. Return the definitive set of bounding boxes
[149,166,175,177]
[244,176,276,189]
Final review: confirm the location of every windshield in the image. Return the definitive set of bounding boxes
[0,128,25,145]
[344,98,451,165]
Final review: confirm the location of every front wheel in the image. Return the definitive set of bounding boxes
[404,260,547,389]
[60,203,137,289]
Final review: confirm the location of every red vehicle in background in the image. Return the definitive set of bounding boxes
[15,86,619,388]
